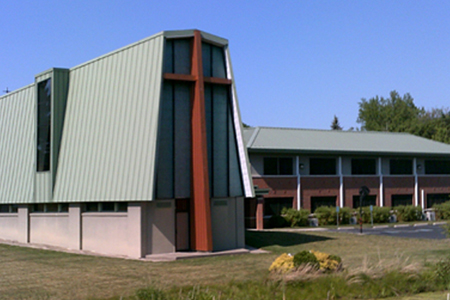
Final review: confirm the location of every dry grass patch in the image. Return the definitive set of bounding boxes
[0,230,450,299]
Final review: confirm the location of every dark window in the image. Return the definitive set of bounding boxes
[352,195,376,208]
[101,202,115,212]
[352,158,376,175]
[116,202,128,212]
[279,158,293,175]
[163,39,191,75]
[45,204,59,212]
[10,205,18,213]
[390,159,413,175]
[84,202,127,212]
[37,78,51,172]
[263,157,293,175]
[263,198,293,216]
[30,203,68,213]
[391,194,413,207]
[311,196,336,213]
[85,202,99,212]
[0,205,9,213]
[202,43,226,78]
[31,204,45,212]
[0,205,16,213]
[263,158,278,175]
[310,158,336,175]
[427,194,450,208]
[425,160,450,175]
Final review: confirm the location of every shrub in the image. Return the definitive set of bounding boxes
[370,206,391,223]
[310,250,342,272]
[268,215,288,228]
[314,206,335,225]
[293,251,319,269]
[339,207,352,224]
[433,201,450,220]
[395,205,422,222]
[434,256,450,287]
[282,208,309,227]
[269,253,295,274]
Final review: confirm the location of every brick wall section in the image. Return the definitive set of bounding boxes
[384,176,415,207]
[252,177,297,208]
[301,177,340,211]
[343,177,380,207]
[419,176,450,208]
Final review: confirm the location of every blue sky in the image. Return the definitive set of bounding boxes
[2,0,450,130]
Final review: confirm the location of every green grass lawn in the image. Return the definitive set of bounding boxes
[1,230,450,299]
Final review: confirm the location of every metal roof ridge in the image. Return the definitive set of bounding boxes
[255,126,415,136]
[246,127,261,147]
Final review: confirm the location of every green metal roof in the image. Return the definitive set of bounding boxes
[244,127,450,157]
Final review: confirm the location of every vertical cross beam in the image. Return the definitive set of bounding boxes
[190,30,213,251]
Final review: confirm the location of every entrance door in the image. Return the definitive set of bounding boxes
[175,199,190,251]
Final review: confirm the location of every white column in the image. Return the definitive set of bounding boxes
[379,157,384,207]
[414,158,419,207]
[339,156,344,208]
[296,156,301,210]
[421,189,425,210]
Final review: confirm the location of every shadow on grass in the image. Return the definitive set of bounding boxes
[245,230,333,249]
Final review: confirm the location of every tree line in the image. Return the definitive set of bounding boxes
[331,91,450,144]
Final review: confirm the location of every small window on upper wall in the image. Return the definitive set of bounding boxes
[390,159,413,175]
[425,160,450,175]
[202,43,226,78]
[310,158,337,175]
[163,39,191,75]
[351,158,376,175]
[263,157,293,175]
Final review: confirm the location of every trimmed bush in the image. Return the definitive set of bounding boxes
[395,205,422,222]
[369,206,391,223]
[293,251,319,269]
[314,206,335,225]
[433,201,450,220]
[282,208,309,227]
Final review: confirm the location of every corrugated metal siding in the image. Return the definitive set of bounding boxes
[0,85,35,204]
[35,172,51,201]
[53,35,164,202]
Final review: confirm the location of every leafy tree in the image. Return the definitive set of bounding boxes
[357,91,450,144]
[357,91,423,132]
[330,115,343,130]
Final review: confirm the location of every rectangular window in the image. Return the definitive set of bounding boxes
[390,159,413,175]
[263,157,278,175]
[0,205,18,213]
[83,202,128,212]
[263,198,293,216]
[352,195,376,208]
[391,194,413,207]
[31,203,68,213]
[263,157,293,175]
[310,158,336,175]
[311,196,337,213]
[425,160,450,175]
[37,78,52,172]
[351,158,376,175]
[427,193,450,208]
